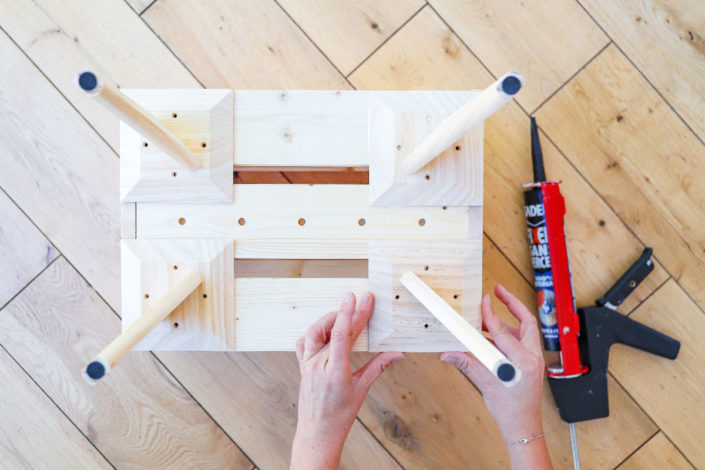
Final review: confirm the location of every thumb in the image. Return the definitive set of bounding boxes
[353,352,406,392]
[440,352,496,392]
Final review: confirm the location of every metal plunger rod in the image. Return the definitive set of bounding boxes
[84,271,203,383]
[402,71,524,174]
[76,71,201,170]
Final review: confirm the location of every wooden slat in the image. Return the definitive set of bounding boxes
[0,191,58,307]
[234,259,368,278]
[126,0,153,15]
[580,0,705,141]
[0,346,112,470]
[0,257,253,469]
[121,202,136,239]
[137,185,475,258]
[429,0,608,111]
[349,6,668,314]
[0,0,199,152]
[234,278,369,351]
[0,29,121,309]
[142,0,349,89]
[618,432,694,470]
[536,45,705,311]
[610,280,705,468]
[278,0,424,75]
[157,352,402,470]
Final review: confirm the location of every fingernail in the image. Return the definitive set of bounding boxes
[344,291,354,304]
[361,292,372,305]
[441,355,457,365]
[391,353,406,363]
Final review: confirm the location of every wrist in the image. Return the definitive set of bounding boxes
[291,428,345,470]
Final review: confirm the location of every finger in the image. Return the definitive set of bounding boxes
[302,311,337,361]
[350,292,374,345]
[481,294,524,361]
[440,352,496,391]
[328,292,355,375]
[353,352,405,392]
[484,318,520,339]
[494,285,541,351]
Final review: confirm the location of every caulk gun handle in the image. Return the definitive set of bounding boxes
[597,248,654,309]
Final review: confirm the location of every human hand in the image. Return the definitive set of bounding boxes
[441,285,549,467]
[291,292,405,470]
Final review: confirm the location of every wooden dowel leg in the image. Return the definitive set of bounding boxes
[400,272,521,387]
[76,70,201,171]
[84,271,203,383]
[402,71,524,174]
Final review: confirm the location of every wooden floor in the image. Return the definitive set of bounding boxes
[0,0,703,468]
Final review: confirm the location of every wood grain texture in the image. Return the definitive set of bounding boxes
[618,432,694,470]
[0,257,253,469]
[234,278,369,351]
[349,6,669,314]
[369,91,484,206]
[610,280,705,468]
[0,346,112,470]
[143,0,349,89]
[278,0,424,75]
[368,240,482,351]
[430,0,608,111]
[122,239,235,351]
[125,0,154,15]
[121,202,136,239]
[579,0,705,141]
[120,89,234,202]
[157,351,401,470]
[537,46,705,311]
[0,0,199,152]
[0,29,121,309]
[0,191,57,307]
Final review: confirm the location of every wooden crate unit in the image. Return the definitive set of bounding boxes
[79,70,523,381]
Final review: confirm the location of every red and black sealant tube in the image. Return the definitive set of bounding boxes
[524,117,588,377]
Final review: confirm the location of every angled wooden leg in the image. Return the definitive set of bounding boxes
[84,271,202,383]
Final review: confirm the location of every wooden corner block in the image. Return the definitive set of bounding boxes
[121,239,235,351]
[368,240,482,352]
[368,91,484,207]
[120,89,233,203]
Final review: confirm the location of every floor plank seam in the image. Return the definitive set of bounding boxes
[530,40,611,116]
[272,0,356,89]
[0,303,118,470]
[344,2,427,80]
[607,370,663,446]
[139,0,158,16]
[355,414,407,470]
[483,231,536,293]
[625,275,672,317]
[0,26,120,157]
[657,430,699,470]
[0,251,60,313]
[574,0,705,147]
[612,429,660,469]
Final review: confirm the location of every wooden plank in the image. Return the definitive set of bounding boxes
[618,432,694,470]
[157,352,402,470]
[0,346,112,470]
[235,258,368,278]
[368,240,482,351]
[234,278,369,351]
[610,279,705,468]
[580,0,705,141]
[0,191,58,307]
[137,185,474,257]
[0,29,121,309]
[121,202,136,239]
[429,0,608,111]
[126,0,153,15]
[536,45,705,311]
[0,257,253,469]
[0,0,199,152]
[348,6,668,314]
[142,0,349,89]
[278,0,424,75]
[235,90,368,168]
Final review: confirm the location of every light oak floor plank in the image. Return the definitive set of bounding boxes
[0,257,254,469]
[617,432,694,470]
[579,0,705,143]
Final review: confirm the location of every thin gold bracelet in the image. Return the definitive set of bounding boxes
[506,433,545,446]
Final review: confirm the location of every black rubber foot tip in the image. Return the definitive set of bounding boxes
[78,71,98,91]
[497,363,516,382]
[86,361,105,380]
[501,75,522,95]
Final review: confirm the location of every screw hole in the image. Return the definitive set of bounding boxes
[298,218,306,226]
[203,294,208,299]
[455,145,461,151]
[173,265,178,270]
[173,322,179,328]
[396,145,402,151]
[425,174,430,180]
[394,294,400,300]
[143,142,149,148]
[453,294,459,299]
[172,112,178,118]
[178,217,186,225]
[442,206,447,210]
[144,294,149,299]
[629,280,636,288]
[201,142,207,148]
[238,217,246,226]
[358,218,366,226]
[424,324,429,329]
[424,265,429,271]
[172,171,177,177]
[418,218,426,226]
